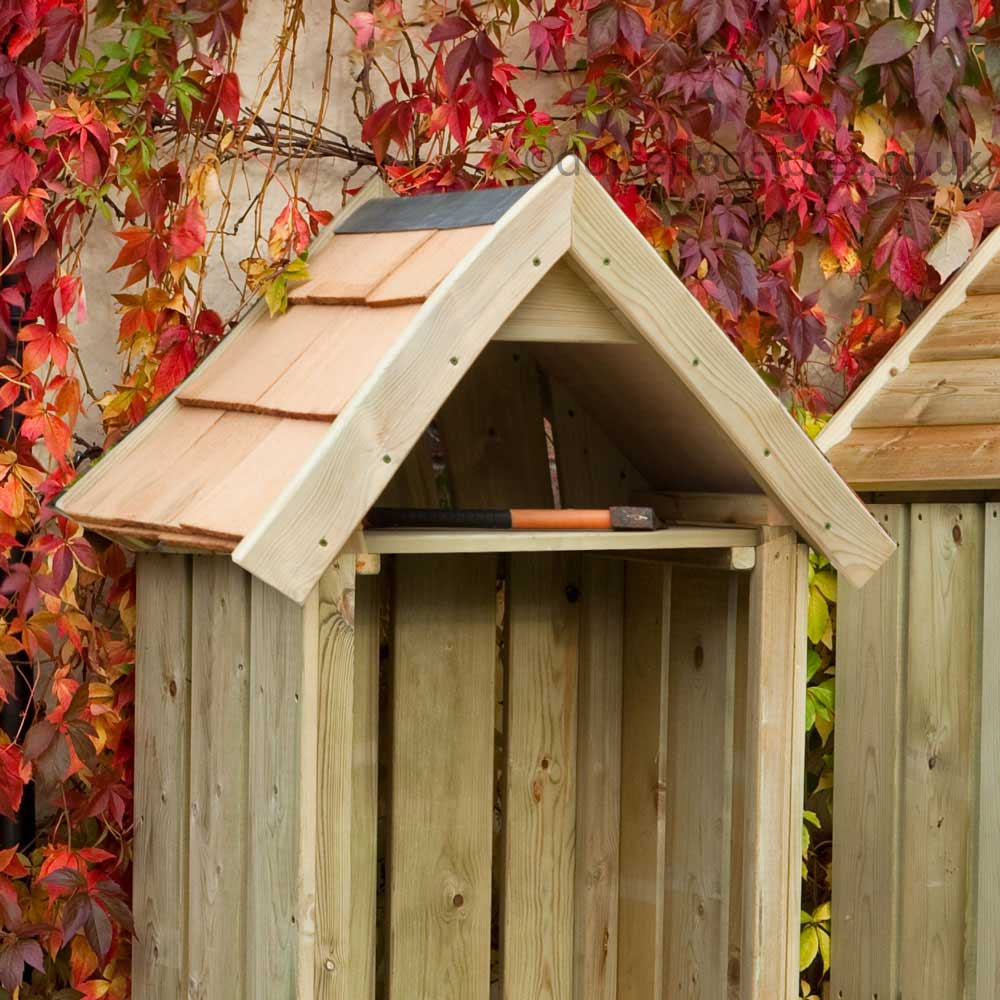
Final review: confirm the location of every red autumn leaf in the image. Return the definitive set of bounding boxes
[0,747,25,822]
[18,322,73,372]
[153,341,197,398]
[168,199,207,259]
[428,15,474,42]
[889,235,928,296]
[218,72,241,123]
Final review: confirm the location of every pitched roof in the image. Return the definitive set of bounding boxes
[819,224,1000,491]
[57,158,893,602]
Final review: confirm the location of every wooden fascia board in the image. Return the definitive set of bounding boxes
[566,164,895,588]
[233,165,577,602]
[818,224,1000,453]
[53,173,393,524]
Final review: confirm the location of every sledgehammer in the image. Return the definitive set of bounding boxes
[365,506,661,531]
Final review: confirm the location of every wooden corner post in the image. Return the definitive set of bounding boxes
[741,528,808,1000]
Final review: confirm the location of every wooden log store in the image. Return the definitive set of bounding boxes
[820,226,1000,1000]
[56,159,894,1000]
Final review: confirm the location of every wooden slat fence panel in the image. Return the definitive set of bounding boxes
[389,554,497,1000]
[617,561,671,999]
[247,577,320,1000]
[740,529,807,1000]
[134,554,192,1000]
[727,576,750,1000]
[188,557,250,1000]
[663,568,738,999]
[315,558,379,998]
[435,342,554,508]
[899,503,983,1000]
[504,552,582,1000]
[573,557,625,1000]
[976,503,1000,1000]
[830,505,909,1000]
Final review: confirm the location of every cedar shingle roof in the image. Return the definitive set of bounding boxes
[819,225,1000,491]
[58,188,495,546]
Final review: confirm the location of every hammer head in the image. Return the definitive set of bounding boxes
[609,506,661,530]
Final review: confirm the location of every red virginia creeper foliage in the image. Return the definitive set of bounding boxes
[353,0,1000,414]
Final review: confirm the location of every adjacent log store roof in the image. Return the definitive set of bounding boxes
[821,224,1000,492]
[57,158,893,602]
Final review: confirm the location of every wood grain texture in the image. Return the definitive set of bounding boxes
[504,552,581,1000]
[528,340,760,497]
[389,555,496,1000]
[911,297,1000,362]
[436,342,554,508]
[637,491,791,528]
[133,554,192,1000]
[177,305,364,411]
[247,577,319,1000]
[573,557,624,1000]
[899,504,982,1000]
[976,504,1000,1000]
[568,167,893,588]
[852,357,1000,428]
[373,429,440,508]
[828,424,1000,491]
[663,569,738,1000]
[495,260,636,344]
[830,505,909,1000]
[617,561,671,1000]
[366,226,490,306]
[315,559,379,998]
[727,577,750,1000]
[818,226,1000,451]
[288,230,433,304]
[740,529,807,1000]
[549,377,647,507]
[968,256,1000,294]
[359,527,760,555]
[187,558,250,1000]
[235,165,575,602]
[254,306,418,420]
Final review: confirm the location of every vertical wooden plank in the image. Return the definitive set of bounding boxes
[504,552,581,1000]
[573,557,624,1000]
[727,576,750,1000]
[315,558,379,998]
[248,577,319,1000]
[740,529,807,1000]
[976,503,1000,1000]
[389,555,496,999]
[899,503,982,1000]
[663,568,738,999]
[133,553,192,1000]
[617,561,671,1000]
[375,429,440,507]
[830,505,909,1000]
[549,377,646,507]
[436,342,554,507]
[188,557,250,1000]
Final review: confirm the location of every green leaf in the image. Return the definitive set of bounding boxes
[818,926,831,973]
[800,924,819,971]
[265,275,289,316]
[807,588,829,645]
[806,647,822,681]
[857,19,922,72]
[813,901,832,923]
[813,569,837,602]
